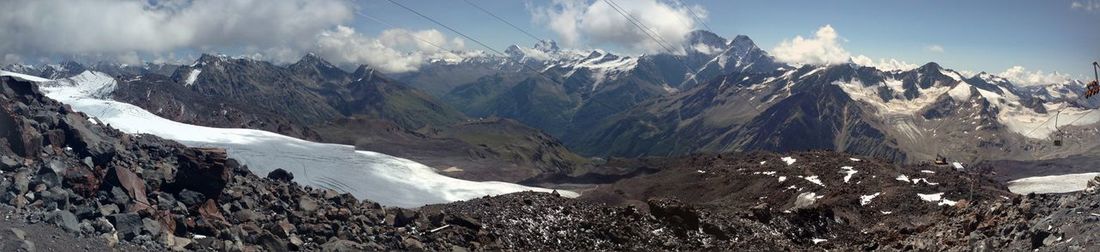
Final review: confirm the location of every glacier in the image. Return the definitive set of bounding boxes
[7,71,578,208]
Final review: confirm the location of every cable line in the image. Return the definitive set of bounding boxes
[379,0,565,85]
[460,0,545,43]
[600,0,699,85]
[674,0,713,32]
[356,11,451,52]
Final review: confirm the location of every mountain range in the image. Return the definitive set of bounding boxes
[5,29,1099,178]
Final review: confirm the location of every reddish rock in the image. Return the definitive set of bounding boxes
[104,166,150,212]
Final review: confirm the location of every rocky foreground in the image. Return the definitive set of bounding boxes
[1,75,1099,251]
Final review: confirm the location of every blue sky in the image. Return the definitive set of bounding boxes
[355,0,1100,79]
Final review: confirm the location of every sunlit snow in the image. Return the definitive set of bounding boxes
[17,71,578,208]
[1007,172,1100,194]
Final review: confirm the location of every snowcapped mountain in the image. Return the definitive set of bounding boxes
[412,30,780,138]
[6,70,577,208]
[571,60,1100,164]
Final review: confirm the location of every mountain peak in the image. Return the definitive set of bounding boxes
[918,62,942,71]
[533,40,559,53]
[728,35,759,50]
[194,53,230,67]
[685,30,727,47]
[292,52,337,69]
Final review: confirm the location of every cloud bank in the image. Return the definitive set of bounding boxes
[0,0,351,57]
[773,25,917,71]
[314,26,466,73]
[771,25,851,65]
[1072,0,1100,12]
[530,0,705,54]
[0,0,471,73]
[999,66,1072,86]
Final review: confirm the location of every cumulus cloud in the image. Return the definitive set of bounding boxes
[999,66,1072,86]
[530,0,703,54]
[771,25,852,65]
[925,45,945,53]
[850,55,919,71]
[0,0,353,61]
[313,26,466,73]
[1072,0,1100,11]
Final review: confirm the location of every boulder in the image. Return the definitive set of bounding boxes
[321,239,367,252]
[107,213,144,240]
[176,189,205,206]
[103,166,149,211]
[266,168,294,182]
[173,148,232,199]
[0,155,20,171]
[47,210,80,233]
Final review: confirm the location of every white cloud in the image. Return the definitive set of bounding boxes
[378,29,464,53]
[2,54,22,65]
[313,26,466,73]
[0,0,352,60]
[925,44,945,53]
[850,55,919,71]
[772,25,852,65]
[1072,0,1100,11]
[530,0,703,54]
[999,66,1072,86]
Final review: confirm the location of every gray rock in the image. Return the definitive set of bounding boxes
[142,218,162,237]
[47,210,80,233]
[298,198,319,214]
[107,213,143,240]
[256,231,289,252]
[98,203,120,216]
[82,156,94,169]
[13,170,29,194]
[177,189,205,206]
[321,239,366,252]
[3,228,26,240]
[0,156,19,171]
[19,240,34,252]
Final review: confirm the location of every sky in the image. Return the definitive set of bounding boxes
[2,0,1099,85]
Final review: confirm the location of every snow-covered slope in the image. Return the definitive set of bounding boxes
[0,70,51,82]
[10,71,577,208]
[1007,172,1100,194]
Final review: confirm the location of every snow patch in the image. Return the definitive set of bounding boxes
[917,192,943,202]
[39,71,117,99]
[781,156,796,165]
[801,175,825,187]
[839,166,857,183]
[947,82,972,101]
[184,69,202,86]
[38,73,576,208]
[860,192,880,206]
[917,192,957,206]
[0,70,52,82]
[1007,172,1100,194]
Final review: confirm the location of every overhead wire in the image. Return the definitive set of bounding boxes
[671,0,713,32]
[599,0,699,85]
[460,0,544,43]
[377,0,566,86]
[356,11,451,53]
